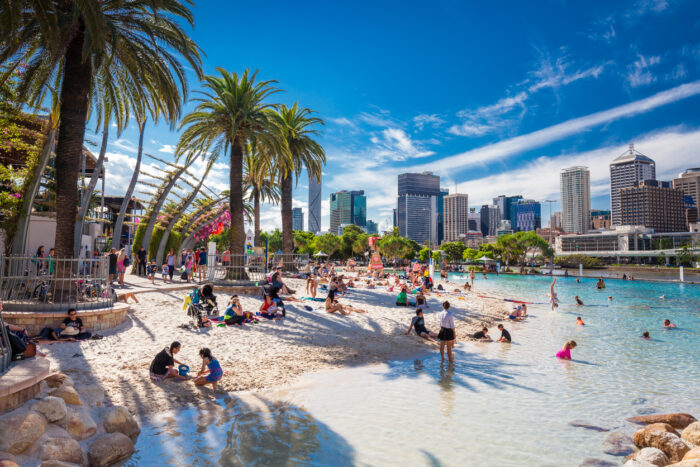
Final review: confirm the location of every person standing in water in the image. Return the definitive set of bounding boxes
[469,269,475,289]
[438,301,456,363]
[596,277,606,289]
[548,277,559,311]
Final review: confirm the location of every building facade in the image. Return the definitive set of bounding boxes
[292,208,304,232]
[560,166,590,234]
[619,180,685,233]
[397,172,441,245]
[514,200,541,232]
[308,175,322,233]
[467,208,480,232]
[549,211,562,230]
[590,209,611,230]
[480,205,500,237]
[673,168,700,210]
[610,144,656,226]
[443,193,469,242]
[330,190,366,235]
[366,220,379,234]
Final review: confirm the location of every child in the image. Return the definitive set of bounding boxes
[162,263,169,284]
[193,348,223,388]
[641,331,651,339]
[405,309,437,342]
[147,261,156,285]
[548,277,559,311]
[415,290,427,309]
[574,296,584,306]
[438,301,456,363]
[224,296,246,326]
[472,327,490,340]
[556,340,577,360]
[396,287,408,307]
[663,319,676,328]
[497,324,511,343]
[259,295,282,320]
[576,317,585,325]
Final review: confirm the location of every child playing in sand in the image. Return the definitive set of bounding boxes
[472,327,491,340]
[438,301,456,363]
[556,340,576,360]
[497,324,511,343]
[405,309,438,342]
[162,263,169,284]
[147,260,156,284]
[193,348,223,388]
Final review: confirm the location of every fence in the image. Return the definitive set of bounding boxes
[0,310,10,375]
[202,253,310,283]
[0,255,115,311]
[268,253,310,273]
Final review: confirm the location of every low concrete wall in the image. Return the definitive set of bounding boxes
[0,358,50,413]
[3,303,131,336]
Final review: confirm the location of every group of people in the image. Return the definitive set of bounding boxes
[133,246,209,284]
[149,342,223,388]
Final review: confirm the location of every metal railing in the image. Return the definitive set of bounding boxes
[206,254,267,283]
[0,309,11,375]
[268,253,310,273]
[0,255,115,311]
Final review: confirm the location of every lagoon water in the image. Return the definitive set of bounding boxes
[133,275,700,466]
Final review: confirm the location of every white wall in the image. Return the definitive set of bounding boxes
[26,215,56,256]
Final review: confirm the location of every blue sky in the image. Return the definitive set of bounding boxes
[100,0,700,233]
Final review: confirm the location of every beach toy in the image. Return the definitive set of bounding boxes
[178,364,190,377]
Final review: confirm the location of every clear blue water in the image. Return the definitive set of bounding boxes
[132,275,700,466]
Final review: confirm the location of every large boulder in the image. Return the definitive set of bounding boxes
[63,407,97,440]
[633,425,690,463]
[634,423,681,445]
[102,406,140,440]
[76,385,105,408]
[45,373,74,389]
[39,438,84,465]
[31,397,68,423]
[684,449,700,461]
[50,386,83,406]
[0,410,48,454]
[682,423,700,446]
[87,433,135,467]
[603,431,635,456]
[634,447,670,466]
[667,461,700,467]
[628,414,698,430]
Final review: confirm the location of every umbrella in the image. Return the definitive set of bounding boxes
[476,255,495,262]
[314,251,328,257]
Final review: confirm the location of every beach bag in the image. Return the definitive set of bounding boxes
[23,342,37,357]
[181,271,188,280]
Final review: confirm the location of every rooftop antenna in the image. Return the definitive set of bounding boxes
[629,143,635,155]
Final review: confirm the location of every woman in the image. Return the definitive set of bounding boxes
[149,341,186,382]
[438,301,456,363]
[325,282,366,315]
[306,274,318,298]
[222,249,231,268]
[224,295,246,326]
[116,248,127,286]
[166,249,176,282]
[193,348,223,388]
[33,245,46,274]
[259,295,283,320]
[396,287,409,307]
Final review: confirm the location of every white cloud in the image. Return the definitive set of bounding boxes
[413,114,446,131]
[413,80,700,174]
[328,117,355,127]
[666,64,688,81]
[626,54,662,87]
[158,144,176,155]
[110,139,137,153]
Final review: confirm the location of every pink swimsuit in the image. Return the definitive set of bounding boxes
[556,347,571,359]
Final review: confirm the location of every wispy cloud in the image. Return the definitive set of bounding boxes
[158,144,176,155]
[328,117,356,127]
[111,139,137,153]
[626,54,662,87]
[413,114,446,131]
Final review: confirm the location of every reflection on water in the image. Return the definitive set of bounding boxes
[438,363,455,418]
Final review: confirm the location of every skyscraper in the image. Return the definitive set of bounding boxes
[493,195,506,220]
[494,195,524,230]
[292,208,304,231]
[366,220,379,234]
[673,168,700,208]
[467,208,480,232]
[480,205,499,236]
[619,180,685,232]
[330,190,366,235]
[443,193,469,242]
[437,188,449,244]
[308,175,322,233]
[610,144,656,226]
[560,166,591,234]
[514,200,541,232]
[397,172,441,245]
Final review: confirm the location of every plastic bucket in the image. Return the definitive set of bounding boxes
[178,364,190,377]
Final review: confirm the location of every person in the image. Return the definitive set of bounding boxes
[622,273,627,280]
[167,249,176,282]
[107,248,117,284]
[193,348,223,388]
[221,248,230,268]
[259,295,283,320]
[576,317,585,325]
[575,295,584,306]
[396,287,409,307]
[181,249,188,269]
[641,331,651,339]
[149,341,186,383]
[137,246,147,276]
[469,269,475,289]
[33,245,46,274]
[556,340,577,360]
[162,263,169,284]
[52,309,91,341]
[116,248,127,286]
[472,327,490,340]
[663,319,676,328]
[520,303,528,317]
[224,296,246,326]
[266,272,287,316]
[325,283,365,315]
[659,294,666,300]
[548,277,559,311]
[596,277,606,289]
[48,248,56,275]
[197,247,207,282]
[185,253,194,283]
[405,309,438,342]
[438,301,456,363]
[608,296,613,301]
[575,278,580,283]
[463,281,471,291]
[146,260,156,285]
[497,324,511,343]
[415,290,427,309]
[306,274,318,298]
[508,306,523,321]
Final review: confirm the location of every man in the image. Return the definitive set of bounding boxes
[197,247,207,282]
[107,248,117,283]
[472,327,490,340]
[52,309,91,341]
[405,309,438,342]
[137,246,147,276]
[497,324,511,343]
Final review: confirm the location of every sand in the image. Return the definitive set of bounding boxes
[40,276,512,421]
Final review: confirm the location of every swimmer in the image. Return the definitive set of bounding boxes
[608,296,613,301]
[663,319,676,328]
[575,278,581,283]
[547,277,559,311]
[576,317,584,325]
[556,340,576,360]
[574,295,583,306]
[596,277,605,289]
[659,294,666,300]
[641,331,651,339]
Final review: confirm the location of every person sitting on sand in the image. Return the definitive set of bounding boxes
[472,327,491,340]
[556,340,576,360]
[51,309,91,341]
[463,281,471,291]
[150,341,186,383]
[405,309,438,342]
[641,331,651,339]
[396,287,409,307]
[508,306,523,321]
[576,317,585,325]
[224,296,247,326]
[438,301,456,363]
[497,324,511,343]
[663,319,676,328]
[548,277,559,311]
[575,295,584,306]
[347,279,355,288]
[259,295,283,320]
[193,348,223,389]
[415,290,427,309]
[325,283,366,315]
[520,304,528,317]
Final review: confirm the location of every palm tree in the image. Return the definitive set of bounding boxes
[176,68,281,257]
[271,103,325,254]
[0,1,202,257]
[244,142,280,246]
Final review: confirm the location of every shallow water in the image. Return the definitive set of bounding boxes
[132,275,700,466]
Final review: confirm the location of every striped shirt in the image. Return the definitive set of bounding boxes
[439,310,455,329]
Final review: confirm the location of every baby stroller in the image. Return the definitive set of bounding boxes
[185,284,218,328]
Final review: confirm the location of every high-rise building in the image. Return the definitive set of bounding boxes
[682,195,698,229]
[397,172,441,245]
[392,209,398,228]
[506,195,523,231]
[480,205,499,236]
[590,209,611,230]
[610,144,656,226]
[619,180,685,232]
[437,189,448,244]
[308,175,322,233]
[366,220,379,234]
[493,195,506,220]
[292,208,304,231]
[443,193,469,242]
[560,166,591,234]
[467,208,480,232]
[673,168,700,208]
[514,200,541,232]
[549,211,562,230]
[330,190,366,235]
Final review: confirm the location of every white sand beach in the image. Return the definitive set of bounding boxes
[40,277,512,420]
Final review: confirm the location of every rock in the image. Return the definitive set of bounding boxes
[87,433,135,467]
[76,385,105,407]
[39,438,83,465]
[603,431,635,456]
[623,461,651,467]
[31,397,68,423]
[45,373,74,389]
[633,425,690,463]
[682,423,700,446]
[102,406,140,440]
[579,458,617,466]
[50,386,83,406]
[569,420,611,432]
[635,447,669,466]
[667,460,700,467]
[628,414,698,430]
[634,423,681,445]
[0,410,48,454]
[684,449,700,461]
[63,407,97,440]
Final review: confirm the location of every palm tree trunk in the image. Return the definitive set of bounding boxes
[281,173,293,254]
[112,119,145,250]
[253,187,261,246]
[54,22,92,258]
[230,139,245,255]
